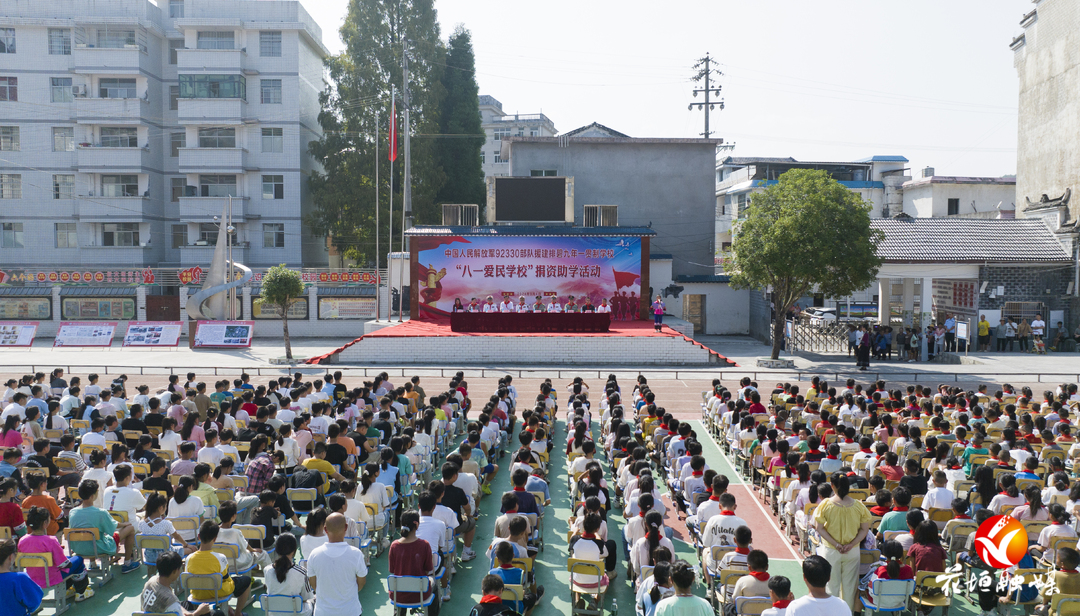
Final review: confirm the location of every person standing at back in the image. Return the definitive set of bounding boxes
[307,512,367,616]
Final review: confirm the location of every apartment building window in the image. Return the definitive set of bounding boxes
[262,175,283,200]
[199,174,236,197]
[102,222,139,246]
[0,174,21,199]
[0,77,17,102]
[99,78,136,99]
[260,79,282,104]
[530,129,540,137]
[98,30,135,49]
[51,78,73,103]
[199,223,218,243]
[169,86,179,110]
[260,31,281,57]
[100,127,137,148]
[198,127,235,148]
[0,127,18,151]
[480,151,484,164]
[197,31,234,50]
[1,223,23,248]
[102,175,139,197]
[55,223,77,248]
[0,29,16,54]
[49,29,71,55]
[53,174,74,200]
[179,74,245,100]
[168,39,182,64]
[170,132,185,157]
[171,224,186,248]
[171,177,186,202]
[53,127,73,151]
[493,128,510,141]
[169,0,184,18]
[263,223,284,248]
[493,151,503,164]
[947,198,959,216]
[261,128,282,153]
[530,169,556,177]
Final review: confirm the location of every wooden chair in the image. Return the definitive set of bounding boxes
[63,527,114,585]
[15,552,71,614]
[154,449,175,461]
[716,569,749,612]
[135,534,171,572]
[567,558,607,616]
[736,597,774,616]
[909,570,951,616]
[258,594,307,616]
[53,457,78,473]
[108,510,129,525]
[78,443,103,459]
[1049,593,1080,616]
[69,419,90,433]
[122,430,143,443]
[181,572,232,611]
[230,475,249,491]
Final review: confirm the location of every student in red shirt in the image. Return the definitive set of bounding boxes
[387,511,435,608]
[0,479,24,537]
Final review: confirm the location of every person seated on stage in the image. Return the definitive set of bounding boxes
[516,296,530,313]
[564,296,579,313]
[532,296,546,312]
[581,298,596,313]
[596,298,611,314]
[452,298,466,313]
[484,296,499,313]
[499,296,515,313]
[468,297,481,313]
[547,297,563,313]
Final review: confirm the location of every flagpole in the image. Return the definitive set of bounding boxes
[374,109,380,322]
[387,85,395,322]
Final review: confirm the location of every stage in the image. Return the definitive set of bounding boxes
[306,319,737,366]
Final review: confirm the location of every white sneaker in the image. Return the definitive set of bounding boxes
[461,548,476,562]
[442,588,452,602]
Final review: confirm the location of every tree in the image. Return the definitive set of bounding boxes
[259,264,305,361]
[728,169,883,359]
[435,26,485,212]
[308,0,446,265]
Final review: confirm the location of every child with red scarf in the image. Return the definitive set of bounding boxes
[728,550,772,616]
[469,574,522,616]
[761,575,793,616]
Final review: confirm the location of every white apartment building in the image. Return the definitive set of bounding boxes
[0,0,327,273]
[479,94,556,179]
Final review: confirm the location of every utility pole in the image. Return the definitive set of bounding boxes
[374,108,380,322]
[689,52,724,138]
[387,84,395,323]
[399,46,410,322]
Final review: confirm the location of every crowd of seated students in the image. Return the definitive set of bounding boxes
[693,376,1080,616]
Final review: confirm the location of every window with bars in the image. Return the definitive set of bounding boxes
[55,223,77,248]
[98,30,135,49]
[0,127,18,151]
[170,86,179,111]
[261,128,282,152]
[169,39,183,64]
[99,78,136,99]
[102,222,139,246]
[199,223,218,243]
[101,175,139,197]
[493,151,503,164]
[53,174,74,200]
[198,127,235,148]
[260,31,281,57]
[260,79,282,104]
[493,128,510,141]
[48,29,71,55]
[263,223,284,248]
[178,74,246,100]
[53,127,73,152]
[197,31,234,50]
[0,77,17,102]
[171,224,186,248]
[169,0,184,18]
[171,177,186,202]
[100,127,137,148]
[480,151,485,164]
[199,174,237,197]
[51,77,73,103]
[1,223,23,248]
[170,132,185,157]
[0,174,21,199]
[0,29,16,54]
[262,175,284,200]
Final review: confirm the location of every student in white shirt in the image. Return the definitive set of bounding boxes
[785,555,853,616]
[921,470,955,511]
[102,465,147,527]
[196,429,225,466]
[547,298,563,313]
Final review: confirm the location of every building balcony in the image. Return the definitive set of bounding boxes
[178,147,250,174]
[74,196,156,222]
[73,44,148,75]
[74,96,150,125]
[78,245,155,265]
[181,243,248,267]
[178,98,245,125]
[178,196,251,222]
[176,48,251,74]
[76,145,151,173]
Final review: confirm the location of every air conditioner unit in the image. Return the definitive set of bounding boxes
[72,85,86,96]
[584,204,618,227]
[442,203,479,226]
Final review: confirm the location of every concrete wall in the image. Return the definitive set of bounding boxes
[509,140,716,279]
[902,181,1016,218]
[978,264,1072,325]
[1014,0,1080,221]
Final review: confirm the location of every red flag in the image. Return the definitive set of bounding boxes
[612,268,640,289]
[388,96,397,161]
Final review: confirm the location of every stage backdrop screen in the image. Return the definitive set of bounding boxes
[414,235,642,318]
[494,177,565,222]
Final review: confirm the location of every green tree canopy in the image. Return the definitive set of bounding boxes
[260,264,304,360]
[728,169,883,359]
[308,0,446,265]
[435,26,485,213]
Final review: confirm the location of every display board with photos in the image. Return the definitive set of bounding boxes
[61,297,136,320]
[252,297,308,319]
[0,298,51,320]
[192,321,254,348]
[0,322,38,347]
[123,321,183,347]
[318,297,377,319]
[53,322,117,347]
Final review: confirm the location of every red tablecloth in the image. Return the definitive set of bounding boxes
[450,312,612,333]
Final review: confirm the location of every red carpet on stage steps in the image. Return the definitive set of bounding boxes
[305,319,738,366]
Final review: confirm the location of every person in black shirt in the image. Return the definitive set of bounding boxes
[331,371,348,402]
[28,438,79,490]
[121,405,150,447]
[324,424,353,477]
[142,457,174,499]
[372,410,394,446]
[143,398,164,430]
[252,386,271,408]
[436,462,477,561]
[898,458,929,495]
[132,435,158,465]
